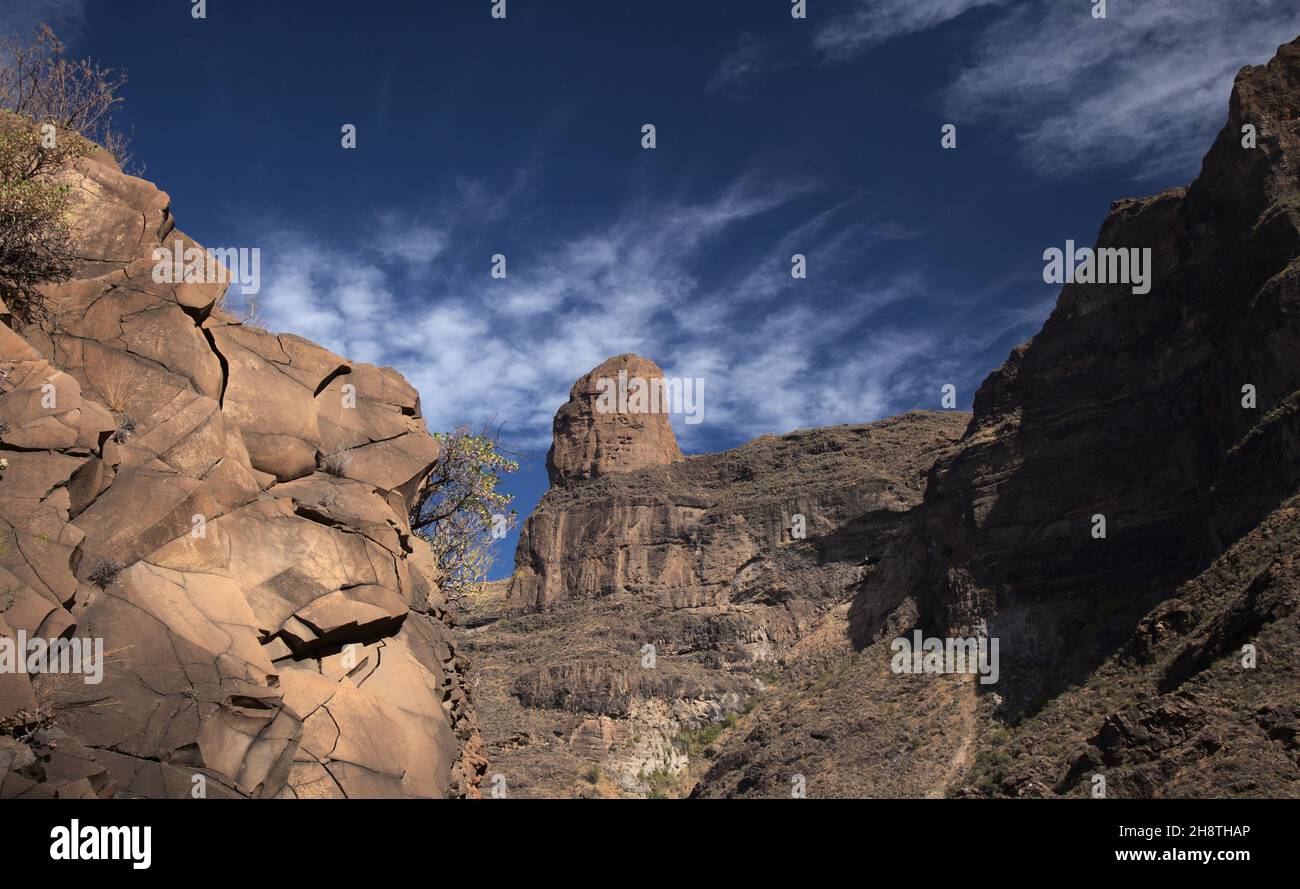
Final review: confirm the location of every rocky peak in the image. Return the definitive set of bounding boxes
[545,353,685,486]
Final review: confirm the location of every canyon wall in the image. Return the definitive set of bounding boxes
[481,39,1300,799]
[859,36,1300,665]
[690,38,1300,798]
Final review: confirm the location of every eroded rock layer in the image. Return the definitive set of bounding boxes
[0,150,484,798]
[464,407,967,796]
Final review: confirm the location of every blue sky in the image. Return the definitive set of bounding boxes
[6,0,1300,577]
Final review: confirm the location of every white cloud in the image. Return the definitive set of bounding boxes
[246,179,977,454]
[809,0,1300,179]
[705,33,773,98]
[815,0,1001,61]
[370,212,448,272]
[944,0,1300,177]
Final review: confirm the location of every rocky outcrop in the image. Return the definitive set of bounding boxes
[546,353,684,486]
[513,409,968,615]
[464,403,967,796]
[972,494,1300,798]
[0,149,483,798]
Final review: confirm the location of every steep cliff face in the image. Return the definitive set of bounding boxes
[885,39,1300,660]
[690,38,1300,799]
[466,384,967,796]
[0,150,484,798]
[966,493,1300,799]
[513,399,967,615]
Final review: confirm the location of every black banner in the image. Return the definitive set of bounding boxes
[5,800,1280,877]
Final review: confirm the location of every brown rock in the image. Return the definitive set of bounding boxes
[470,411,967,796]
[546,353,685,486]
[513,411,966,613]
[687,36,1300,800]
[0,146,482,799]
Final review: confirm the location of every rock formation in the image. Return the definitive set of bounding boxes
[10,34,1299,802]
[514,405,966,613]
[471,38,1300,799]
[689,37,1300,798]
[546,353,684,486]
[852,35,1300,671]
[0,149,484,798]
[465,406,967,796]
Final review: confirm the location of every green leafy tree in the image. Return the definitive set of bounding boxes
[410,425,520,606]
[0,115,84,321]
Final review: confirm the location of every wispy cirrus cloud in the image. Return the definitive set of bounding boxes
[815,0,1002,61]
[806,0,1300,179]
[705,33,775,98]
[944,0,1300,177]
[0,0,88,38]
[369,212,448,274]
[244,171,1009,453]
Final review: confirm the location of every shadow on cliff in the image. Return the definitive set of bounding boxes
[849,41,1300,721]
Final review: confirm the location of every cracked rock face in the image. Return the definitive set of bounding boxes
[0,150,484,798]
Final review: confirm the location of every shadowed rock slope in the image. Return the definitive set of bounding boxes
[691,37,1300,798]
[0,149,484,798]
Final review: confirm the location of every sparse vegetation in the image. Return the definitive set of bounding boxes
[410,424,519,606]
[112,415,135,443]
[318,448,350,476]
[87,558,121,589]
[642,767,676,799]
[0,115,82,323]
[0,26,132,323]
[98,360,140,414]
[0,26,131,153]
[674,716,736,757]
[0,705,56,740]
[968,724,1015,795]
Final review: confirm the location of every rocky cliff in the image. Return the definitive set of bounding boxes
[513,399,966,615]
[690,37,1300,798]
[464,394,967,796]
[884,37,1300,658]
[467,38,1300,800]
[0,149,484,798]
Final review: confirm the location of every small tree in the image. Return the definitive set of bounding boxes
[0,26,131,163]
[0,114,84,321]
[0,27,130,322]
[410,425,520,606]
